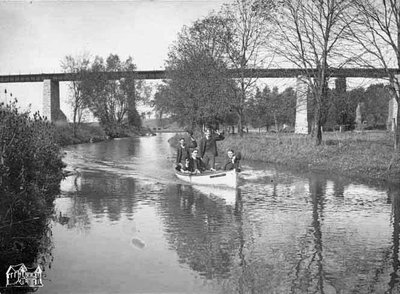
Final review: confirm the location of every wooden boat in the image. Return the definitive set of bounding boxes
[175,169,238,188]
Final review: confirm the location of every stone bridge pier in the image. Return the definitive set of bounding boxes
[387,74,399,131]
[294,76,348,134]
[295,76,308,134]
[42,79,66,121]
[387,98,398,131]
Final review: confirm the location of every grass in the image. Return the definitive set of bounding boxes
[53,122,151,146]
[217,131,400,184]
[142,118,182,132]
[54,122,109,146]
[166,130,399,184]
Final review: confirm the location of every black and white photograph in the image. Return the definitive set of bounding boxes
[1,0,400,293]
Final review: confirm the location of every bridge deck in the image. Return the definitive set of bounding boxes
[0,68,398,83]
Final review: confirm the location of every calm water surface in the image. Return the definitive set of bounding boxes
[37,134,400,294]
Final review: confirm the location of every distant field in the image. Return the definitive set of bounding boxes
[142,118,183,132]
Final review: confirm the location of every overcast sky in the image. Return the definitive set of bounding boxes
[0,0,381,119]
[0,0,231,116]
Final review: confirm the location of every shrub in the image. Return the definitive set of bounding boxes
[0,103,65,222]
[54,123,108,146]
[0,103,65,286]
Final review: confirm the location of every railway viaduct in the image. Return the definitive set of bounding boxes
[0,68,398,134]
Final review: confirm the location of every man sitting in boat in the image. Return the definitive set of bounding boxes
[183,149,206,174]
[199,128,224,171]
[223,149,241,172]
[175,135,197,171]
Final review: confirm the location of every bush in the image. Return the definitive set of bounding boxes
[0,103,65,286]
[102,122,130,138]
[0,103,65,222]
[55,123,108,146]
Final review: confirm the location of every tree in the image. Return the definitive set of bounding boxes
[245,85,296,131]
[278,86,297,127]
[60,53,91,136]
[159,15,235,130]
[350,0,400,149]
[220,0,274,136]
[271,0,355,145]
[245,87,269,130]
[81,54,145,136]
[364,84,391,128]
[152,84,173,124]
[326,87,361,130]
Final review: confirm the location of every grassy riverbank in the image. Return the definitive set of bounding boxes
[218,131,400,184]
[170,131,400,184]
[55,123,108,146]
[54,122,152,146]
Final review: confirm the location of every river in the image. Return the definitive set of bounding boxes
[36,133,400,294]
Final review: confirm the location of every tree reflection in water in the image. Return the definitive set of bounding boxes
[157,175,400,293]
[53,171,141,231]
[16,150,400,294]
[388,184,400,293]
[159,184,242,280]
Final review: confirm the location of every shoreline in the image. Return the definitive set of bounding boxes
[219,133,400,186]
[55,123,151,146]
[169,131,400,186]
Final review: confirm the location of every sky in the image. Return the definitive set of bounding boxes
[0,0,385,120]
[0,0,233,118]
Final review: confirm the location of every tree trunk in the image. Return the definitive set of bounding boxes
[396,101,400,150]
[314,101,322,146]
[238,113,243,137]
[0,145,3,186]
[239,80,246,137]
[191,119,197,134]
[159,111,163,128]
[313,73,328,146]
[73,105,78,137]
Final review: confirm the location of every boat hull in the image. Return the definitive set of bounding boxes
[175,169,238,188]
[192,185,238,205]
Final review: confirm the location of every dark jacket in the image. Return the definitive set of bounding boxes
[224,158,240,171]
[199,133,224,158]
[224,160,236,171]
[223,152,242,171]
[176,146,190,164]
[184,156,206,172]
[176,139,197,164]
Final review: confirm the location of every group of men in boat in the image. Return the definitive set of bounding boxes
[175,128,241,174]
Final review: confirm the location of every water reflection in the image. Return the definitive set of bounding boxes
[159,184,242,280]
[55,171,142,229]
[389,185,400,293]
[29,135,400,293]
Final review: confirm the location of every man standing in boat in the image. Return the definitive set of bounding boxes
[175,134,197,171]
[199,128,225,171]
